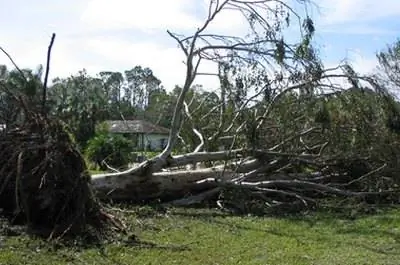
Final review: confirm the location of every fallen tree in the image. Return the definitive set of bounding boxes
[90,0,400,213]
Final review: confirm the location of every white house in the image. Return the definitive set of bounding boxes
[105,120,169,151]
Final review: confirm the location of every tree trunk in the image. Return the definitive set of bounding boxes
[90,150,260,201]
[89,149,396,206]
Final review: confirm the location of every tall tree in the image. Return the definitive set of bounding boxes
[144,87,174,127]
[49,69,107,146]
[98,71,125,119]
[0,65,44,126]
[124,66,162,112]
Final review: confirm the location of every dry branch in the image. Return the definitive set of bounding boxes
[42,33,56,114]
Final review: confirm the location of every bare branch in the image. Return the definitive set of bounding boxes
[0,46,27,82]
[167,30,189,56]
[42,33,56,115]
[344,163,387,187]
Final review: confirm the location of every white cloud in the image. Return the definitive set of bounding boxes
[198,1,247,35]
[325,49,378,75]
[1,35,101,82]
[320,25,397,36]
[320,51,379,94]
[84,37,220,89]
[316,0,400,25]
[347,51,379,75]
[81,0,201,31]
[78,0,265,89]
[81,0,250,36]
[2,34,220,90]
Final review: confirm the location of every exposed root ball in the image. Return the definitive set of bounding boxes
[0,117,113,239]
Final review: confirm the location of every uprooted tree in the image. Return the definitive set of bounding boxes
[0,37,124,239]
[90,0,400,213]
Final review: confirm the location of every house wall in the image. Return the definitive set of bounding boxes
[143,133,168,151]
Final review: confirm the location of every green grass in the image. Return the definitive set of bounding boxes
[1,207,400,265]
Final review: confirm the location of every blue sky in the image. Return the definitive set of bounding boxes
[1,0,399,90]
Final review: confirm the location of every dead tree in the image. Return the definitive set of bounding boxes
[90,0,400,210]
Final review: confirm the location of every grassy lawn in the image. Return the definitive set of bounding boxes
[0,206,399,265]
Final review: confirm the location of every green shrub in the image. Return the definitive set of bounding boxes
[85,133,134,170]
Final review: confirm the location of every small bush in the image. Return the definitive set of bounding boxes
[85,133,134,170]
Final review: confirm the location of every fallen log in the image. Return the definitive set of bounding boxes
[91,156,261,201]
[89,150,400,211]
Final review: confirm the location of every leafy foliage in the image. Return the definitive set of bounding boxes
[85,130,135,170]
[377,39,400,89]
[0,65,45,126]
